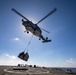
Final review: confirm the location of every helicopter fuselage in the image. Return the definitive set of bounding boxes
[22,20,42,37]
[22,20,52,43]
[11,8,57,43]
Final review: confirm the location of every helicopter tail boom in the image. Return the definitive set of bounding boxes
[42,37,51,43]
[42,39,51,43]
[40,35,51,43]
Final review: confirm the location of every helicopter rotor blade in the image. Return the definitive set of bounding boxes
[12,8,29,21]
[37,8,57,25]
[40,27,50,33]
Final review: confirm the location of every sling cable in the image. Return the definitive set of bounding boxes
[18,34,33,61]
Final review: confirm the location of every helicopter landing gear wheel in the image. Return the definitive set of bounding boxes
[39,38,41,40]
[24,31,29,33]
[22,19,24,22]
[27,30,29,33]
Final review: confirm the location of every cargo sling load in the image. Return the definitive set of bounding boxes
[18,35,33,61]
[18,51,29,61]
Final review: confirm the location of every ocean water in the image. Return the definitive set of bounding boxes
[50,67,76,73]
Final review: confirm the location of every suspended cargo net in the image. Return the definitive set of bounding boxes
[18,51,29,61]
[18,35,33,61]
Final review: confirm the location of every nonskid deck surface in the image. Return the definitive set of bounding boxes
[0,66,75,75]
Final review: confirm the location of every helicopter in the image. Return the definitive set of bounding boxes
[12,8,57,43]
